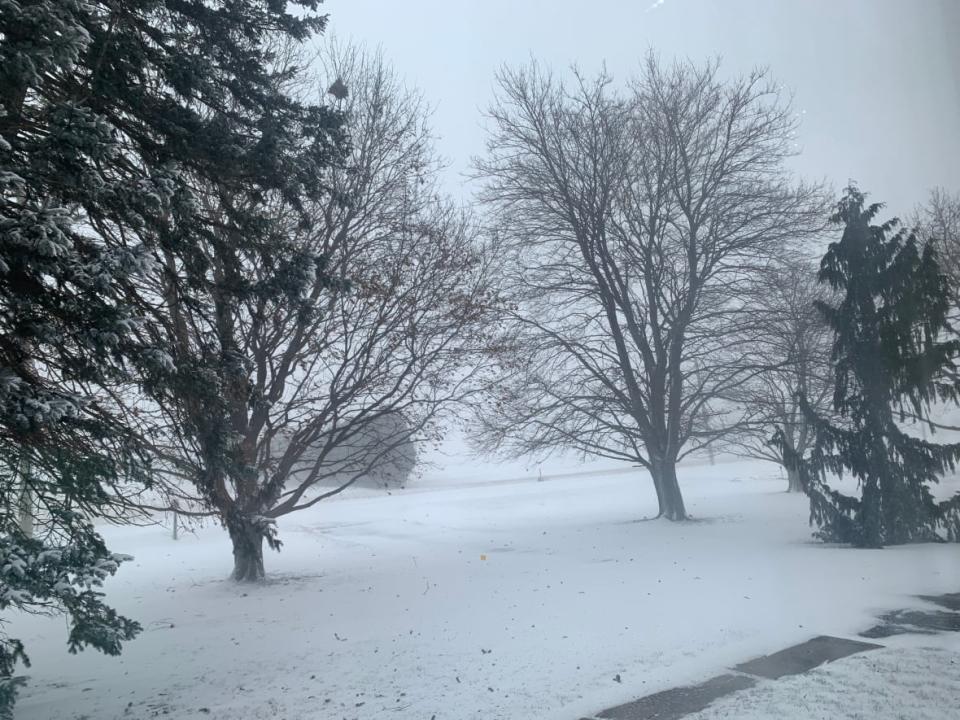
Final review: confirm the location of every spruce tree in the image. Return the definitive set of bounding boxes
[779,186,960,547]
[0,0,344,712]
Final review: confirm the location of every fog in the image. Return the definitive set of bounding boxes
[324,0,960,214]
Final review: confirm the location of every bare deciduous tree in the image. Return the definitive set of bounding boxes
[892,187,960,436]
[473,56,824,519]
[126,44,500,581]
[723,258,833,491]
[918,189,960,319]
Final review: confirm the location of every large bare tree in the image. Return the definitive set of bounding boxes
[473,56,823,519]
[126,45,499,581]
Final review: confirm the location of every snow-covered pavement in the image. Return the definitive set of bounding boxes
[687,633,960,720]
[9,460,960,719]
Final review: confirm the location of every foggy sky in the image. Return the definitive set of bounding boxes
[322,0,959,218]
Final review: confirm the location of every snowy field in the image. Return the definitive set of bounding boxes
[9,458,960,720]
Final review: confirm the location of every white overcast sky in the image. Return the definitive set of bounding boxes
[321,0,959,216]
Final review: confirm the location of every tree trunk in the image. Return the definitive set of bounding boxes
[650,458,687,520]
[18,483,33,538]
[857,476,883,548]
[229,521,266,582]
[650,467,665,515]
[17,453,34,538]
[786,466,803,493]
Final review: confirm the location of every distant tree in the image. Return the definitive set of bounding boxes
[129,44,500,581]
[0,0,344,709]
[918,189,960,308]
[473,56,824,520]
[899,189,960,434]
[274,411,417,492]
[914,190,960,359]
[725,258,834,491]
[778,186,960,546]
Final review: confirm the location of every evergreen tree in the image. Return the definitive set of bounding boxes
[0,0,344,712]
[779,186,960,547]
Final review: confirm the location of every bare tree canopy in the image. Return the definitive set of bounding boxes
[723,257,834,491]
[917,188,960,319]
[473,55,825,520]
[124,43,501,581]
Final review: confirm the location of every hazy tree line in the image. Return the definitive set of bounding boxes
[3,0,960,712]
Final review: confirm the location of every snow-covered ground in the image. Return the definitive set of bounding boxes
[688,633,960,720]
[9,458,960,720]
